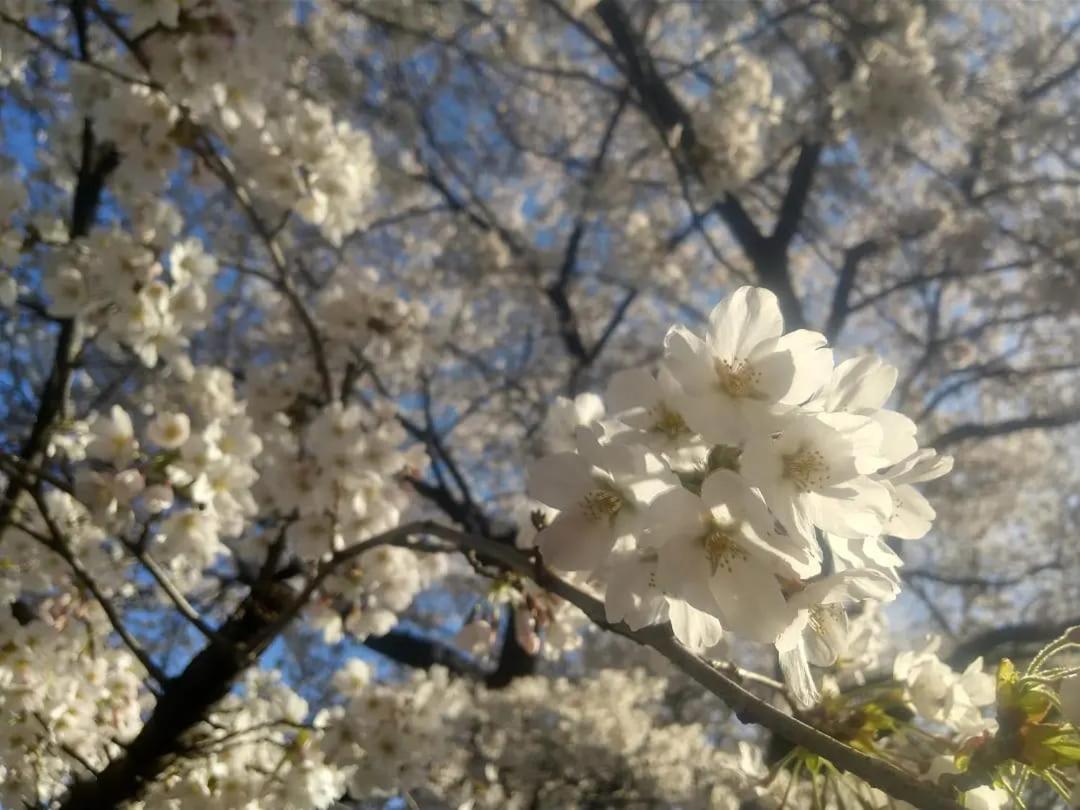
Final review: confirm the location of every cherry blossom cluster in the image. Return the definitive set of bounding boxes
[82,365,260,577]
[39,227,216,367]
[692,49,781,193]
[244,267,429,422]
[829,0,944,141]
[0,176,25,309]
[527,286,951,704]
[0,609,147,807]
[314,266,430,368]
[5,363,264,605]
[0,488,108,606]
[894,639,996,737]
[320,660,469,799]
[40,0,378,243]
[322,662,762,810]
[255,400,440,641]
[134,669,344,810]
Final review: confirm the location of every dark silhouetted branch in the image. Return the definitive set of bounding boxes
[932,408,1080,448]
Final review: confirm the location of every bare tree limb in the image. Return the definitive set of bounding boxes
[932,407,1080,448]
[364,629,487,680]
[947,617,1080,670]
[824,239,879,340]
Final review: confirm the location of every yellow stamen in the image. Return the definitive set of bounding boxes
[782,447,829,492]
[715,358,763,399]
[651,405,688,438]
[582,488,623,521]
[700,523,748,575]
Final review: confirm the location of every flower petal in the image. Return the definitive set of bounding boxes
[709,562,792,643]
[527,452,593,510]
[604,553,668,630]
[759,330,833,405]
[668,599,724,651]
[663,325,713,394]
[707,286,784,361]
[676,390,744,444]
[537,507,616,571]
[886,482,936,539]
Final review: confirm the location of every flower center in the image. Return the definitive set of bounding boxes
[715,358,762,399]
[581,487,623,521]
[782,446,829,492]
[650,404,688,438]
[699,523,748,575]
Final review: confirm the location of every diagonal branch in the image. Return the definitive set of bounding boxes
[408,522,966,810]
[824,239,880,340]
[771,141,824,248]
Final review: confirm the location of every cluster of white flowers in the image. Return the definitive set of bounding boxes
[143,0,376,243]
[0,0,43,84]
[314,266,429,368]
[894,638,996,737]
[0,610,148,807]
[831,0,943,141]
[55,363,262,594]
[41,231,216,366]
[260,402,415,558]
[527,286,951,704]
[59,0,378,244]
[320,661,470,799]
[255,400,440,641]
[135,670,344,810]
[0,487,114,604]
[0,175,25,308]
[321,662,761,809]
[245,267,429,421]
[693,50,781,192]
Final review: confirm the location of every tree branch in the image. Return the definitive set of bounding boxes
[771,141,823,248]
[403,523,966,810]
[590,0,810,327]
[364,629,487,679]
[931,407,1080,448]
[58,518,969,809]
[947,617,1080,670]
[824,239,879,340]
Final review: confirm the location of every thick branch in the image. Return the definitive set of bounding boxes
[59,518,967,809]
[58,583,292,810]
[824,239,879,340]
[771,141,823,249]
[364,629,486,679]
[58,524,426,809]
[947,617,1080,670]
[931,408,1080,448]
